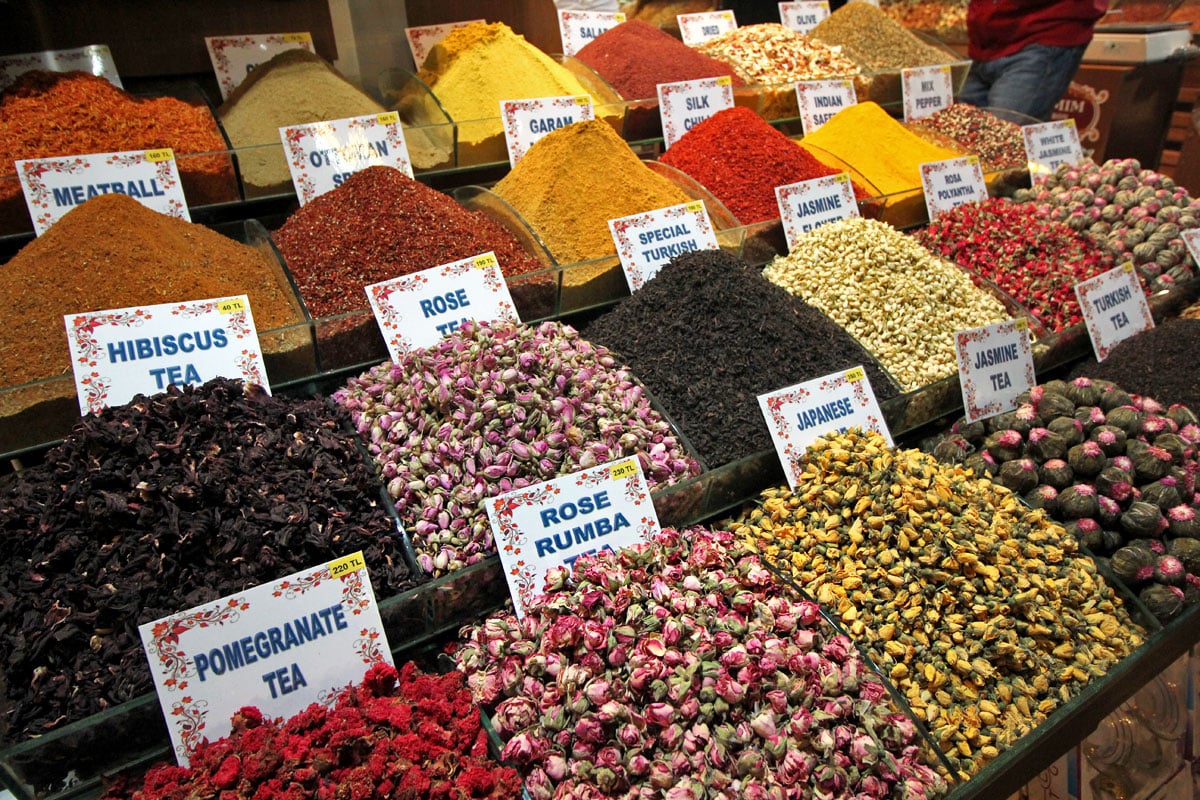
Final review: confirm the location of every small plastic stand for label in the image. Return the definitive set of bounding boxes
[1023,119,1084,175]
[796,79,857,134]
[1074,263,1154,362]
[205,33,315,99]
[0,45,121,90]
[776,173,859,250]
[677,10,738,46]
[920,155,987,220]
[901,65,953,121]
[405,19,485,65]
[954,318,1037,424]
[608,200,720,291]
[280,112,413,205]
[657,76,734,150]
[779,1,831,33]
[557,10,626,57]
[500,95,594,166]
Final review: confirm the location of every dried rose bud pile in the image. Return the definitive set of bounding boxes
[456,527,947,800]
[101,662,522,800]
[1012,158,1199,291]
[336,320,701,576]
[913,197,1115,332]
[731,430,1144,780]
[926,377,1200,621]
[0,378,416,743]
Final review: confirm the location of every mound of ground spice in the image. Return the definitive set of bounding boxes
[272,166,545,319]
[491,120,691,265]
[659,106,868,224]
[0,194,305,390]
[810,2,951,71]
[583,249,898,466]
[1070,318,1200,410]
[0,70,235,232]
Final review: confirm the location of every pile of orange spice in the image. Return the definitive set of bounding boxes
[0,71,236,232]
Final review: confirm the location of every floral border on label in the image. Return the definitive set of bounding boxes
[609,202,717,291]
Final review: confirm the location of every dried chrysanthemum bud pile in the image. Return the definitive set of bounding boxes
[729,430,1144,780]
[456,527,947,800]
[336,320,701,576]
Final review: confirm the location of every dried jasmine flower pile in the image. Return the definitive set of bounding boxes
[102,662,522,800]
[926,377,1200,621]
[1012,158,1199,292]
[763,217,1008,390]
[729,430,1144,780]
[0,378,416,743]
[456,527,947,800]
[583,250,898,467]
[336,320,701,576]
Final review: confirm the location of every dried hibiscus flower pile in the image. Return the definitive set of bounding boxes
[455,527,947,799]
[102,662,521,800]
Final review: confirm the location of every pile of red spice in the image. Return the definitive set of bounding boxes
[658,106,869,224]
[0,70,236,229]
[101,662,521,800]
[912,197,1117,332]
[273,166,545,318]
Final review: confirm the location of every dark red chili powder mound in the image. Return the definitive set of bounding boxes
[1070,318,1200,411]
[273,166,544,318]
[574,19,744,102]
[658,106,869,224]
[102,662,522,800]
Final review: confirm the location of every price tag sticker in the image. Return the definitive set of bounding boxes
[1074,263,1154,361]
[609,201,720,291]
[920,156,987,220]
[0,45,122,90]
[759,367,892,490]
[205,33,315,99]
[139,551,390,764]
[500,95,595,166]
[488,457,659,617]
[365,251,520,360]
[677,10,738,46]
[280,113,413,205]
[954,318,1037,423]
[1023,119,1084,175]
[776,172,859,250]
[558,10,626,57]
[405,20,485,66]
[902,65,953,121]
[795,79,856,134]
[779,1,831,33]
[63,295,268,415]
[657,76,735,150]
[16,149,190,236]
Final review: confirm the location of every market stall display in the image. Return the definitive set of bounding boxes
[335,319,702,577]
[925,377,1200,622]
[100,662,521,800]
[582,250,898,467]
[729,429,1145,780]
[657,106,869,224]
[1012,158,1200,292]
[456,526,948,799]
[762,217,1009,390]
[0,378,418,745]
[0,70,237,234]
[914,197,1117,333]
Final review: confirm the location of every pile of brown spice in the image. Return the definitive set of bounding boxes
[810,2,952,71]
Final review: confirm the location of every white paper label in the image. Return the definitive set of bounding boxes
[955,318,1037,424]
[488,457,660,617]
[0,45,121,90]
[902,65,953,121]
[796,79,856,134]
[281,112,413,205]
[365,252,520,359]
[205,33,315,100]
[558,10,627,57]
[609,200,720,291]
[658,76,735,150]
[139,552,391,764]
[501,95,594,166]
[759,367,892,490]
[1074,263,1153,362]
[63,295,269,415]
[677,10,738,46]
[405,20,485,66]
[16,149,189,236]
[920,156,987,220]
[1023,119,1085,175]
[776,173,859,250]
[1181,228,1200,267]
[779,1,831,33]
